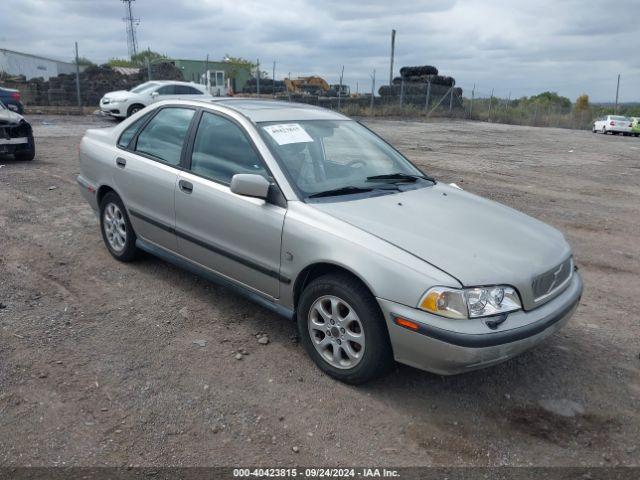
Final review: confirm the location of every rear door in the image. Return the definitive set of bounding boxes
[174,110,286,298]
[175,84,206,99]
[151,84,180,104]
[114,106,197,251]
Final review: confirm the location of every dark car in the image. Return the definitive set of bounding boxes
[0,100,35,161]
[0,86,25,114]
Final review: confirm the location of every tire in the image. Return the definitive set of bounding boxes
[99,192,139,262]
[14,134,35,161]
[297,273,393,384]
[127,104,145,117]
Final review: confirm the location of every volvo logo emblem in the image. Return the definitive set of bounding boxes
[547,264,564,293]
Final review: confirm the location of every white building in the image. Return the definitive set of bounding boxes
[0,48,83,80]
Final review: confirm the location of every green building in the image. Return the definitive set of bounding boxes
[170,58,252,94]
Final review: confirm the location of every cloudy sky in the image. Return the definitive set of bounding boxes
[1,0,638,101]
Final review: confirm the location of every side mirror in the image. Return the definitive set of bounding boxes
[150,91,159,98]
[230,174,270,200]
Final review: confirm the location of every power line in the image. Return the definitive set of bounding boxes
[122,0,140,58]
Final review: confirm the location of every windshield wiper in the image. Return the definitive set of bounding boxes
[366,172,433,183]
[308,186,374,199]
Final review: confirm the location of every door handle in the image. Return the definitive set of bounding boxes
[179,180,193,194]
[116,157,127,168]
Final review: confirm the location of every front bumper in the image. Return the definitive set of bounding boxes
[378,272,583,375]
[99,101,125,117]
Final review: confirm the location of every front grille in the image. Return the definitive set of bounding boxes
[0,122,31,140]
[532,257,573,301]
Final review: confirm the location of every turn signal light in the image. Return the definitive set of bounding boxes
[394,317,419,331]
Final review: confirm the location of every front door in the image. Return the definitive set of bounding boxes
[174,110,286,298]
[114,106,196,251]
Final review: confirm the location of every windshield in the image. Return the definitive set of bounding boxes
[611,115,628,121]
[259,120,430,198]
[131,82,160,94]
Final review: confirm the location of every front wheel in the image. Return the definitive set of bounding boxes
[127,104,145,117]
[14,134,35,161]
[99,192,139,262]
[297,273,393,384]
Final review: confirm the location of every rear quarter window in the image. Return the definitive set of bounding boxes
[117,113,150,148]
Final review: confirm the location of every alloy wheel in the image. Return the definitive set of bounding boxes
[308,295,365,369]
[103,202,127,252]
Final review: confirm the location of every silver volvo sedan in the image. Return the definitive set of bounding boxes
[77,99,583,384]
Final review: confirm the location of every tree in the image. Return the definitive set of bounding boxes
[108,57,135,67]
[72,56,95,66]
[108,50,168,68]
[527,91,572,109]
[131,50,168,65]
[574,94,590,112]
[222,55,256,81]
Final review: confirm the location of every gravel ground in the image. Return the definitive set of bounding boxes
[0,115,638,467]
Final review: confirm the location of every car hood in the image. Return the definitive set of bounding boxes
[311,183,571,306]
[0,109,24,125]
[103,90,131,100]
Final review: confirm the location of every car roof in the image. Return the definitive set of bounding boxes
[208,98,348,122]
[146,80,204,86]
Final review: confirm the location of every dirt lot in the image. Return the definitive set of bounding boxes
[1,115,639,467]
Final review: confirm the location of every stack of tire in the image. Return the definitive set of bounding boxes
[40,63,186,107]
[242,78,286,95]
[378,65,463,107]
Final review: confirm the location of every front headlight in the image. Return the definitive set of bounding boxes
[419,285,521,319]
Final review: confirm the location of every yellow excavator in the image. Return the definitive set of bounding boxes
[284,76,330,96]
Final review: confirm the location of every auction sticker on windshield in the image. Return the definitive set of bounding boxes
[263,123,314,145]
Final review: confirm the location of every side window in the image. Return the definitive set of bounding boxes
[135,108,195,166]
[190,111,267,184]
[157,85,175,95]
[117,113,149,148]
[176,85,203,95]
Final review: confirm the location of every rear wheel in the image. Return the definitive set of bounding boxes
[297,273,393,384]
[99,192,139,262]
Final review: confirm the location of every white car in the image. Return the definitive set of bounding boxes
[593,115,632,135]
[99,81,212,118]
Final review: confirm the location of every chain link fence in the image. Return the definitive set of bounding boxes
[0,53,600,130]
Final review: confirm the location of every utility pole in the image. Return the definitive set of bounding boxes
[449,80,455,112]
[469,84,475,118]
[389,29,396,88]
[146,47,151,81]
[424,81,431,111]
[370,69,376,110]
[488,88,494,122]
[256,58,260,96]
[205,53,209,89]
[615,74,621,113]
[272,61,276,99]
[338,65,344,109]
[74,41,82,110]
[121,0,139,58]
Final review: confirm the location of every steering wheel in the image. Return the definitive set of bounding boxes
[346,159,366,169]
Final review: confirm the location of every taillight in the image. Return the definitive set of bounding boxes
[610,121,615,126]
[10,92,20,101]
